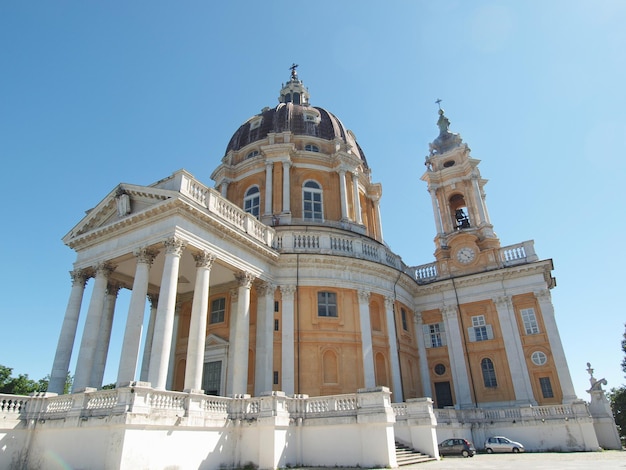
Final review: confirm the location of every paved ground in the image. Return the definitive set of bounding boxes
[296,450,626,470]
[406,450,626,469]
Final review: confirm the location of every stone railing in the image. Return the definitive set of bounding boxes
[274,228,404,270]
[499,240,538,266]
[408,240,539,284]
[433,401,588,424]
[154,169,276,248]
[0,394,30,417]
[13,385,393,424]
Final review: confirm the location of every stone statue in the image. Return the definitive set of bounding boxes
[586,362,607,393]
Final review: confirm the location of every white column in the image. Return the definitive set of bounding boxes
[384,297,403,402]
[338,169,348,220]
[414,312,432,399]
[428,187,444,235]
[226,287,238,396]
[352,172,362,224]
[184,251,215,392]
[73,262,115,392]
[148,237,185,390]
[358,290,375,388]
[140,294,158,382]
[232,271,255,395]
[91,282,121,388]
[372,196,384,241]
[117,247,158,386]
[535,289,578,403]
[494,296,536,405]
[220,180,229,198]
[255,282,275,396]
[166,308,181,390]
[441,305,473,408]
[281,161,291,213]
[280,285,296,395]
[264,161,273,216]
[471,174,488,226]
[49,269,89,394]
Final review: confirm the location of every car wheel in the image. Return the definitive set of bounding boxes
[486,448,493,454]
[512,447,520,453]
[462,450,469,457]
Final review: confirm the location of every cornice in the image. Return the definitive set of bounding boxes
[65,197,280,261]
[414,259,554,296]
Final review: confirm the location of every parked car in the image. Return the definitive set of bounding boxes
[438,438,476,457]
[484,436,525,453]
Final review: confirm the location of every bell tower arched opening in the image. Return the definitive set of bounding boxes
[449,194,470,230]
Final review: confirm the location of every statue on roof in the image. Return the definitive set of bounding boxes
[586,362,607,392]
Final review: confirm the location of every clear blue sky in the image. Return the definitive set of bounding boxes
[1,1,624,400]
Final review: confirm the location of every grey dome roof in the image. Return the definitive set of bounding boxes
[224,66,368,167]
[224,102,368,167]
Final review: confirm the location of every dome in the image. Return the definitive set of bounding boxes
[224,66,368,167]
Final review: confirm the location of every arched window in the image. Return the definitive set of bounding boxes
[304,144,320,152]
[244,186,260,218]
[481,358,497,388]
[303,180,323,220]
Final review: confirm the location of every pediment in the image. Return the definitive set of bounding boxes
[62,183,177,244]
[205,334,229,347]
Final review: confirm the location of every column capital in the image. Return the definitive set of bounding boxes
[69,269,89,287]
[414,311,423,324]
[148,293,159,308]
[384,296,395,309]
[257,281,276,297]
[280,285,296,299]
[235,271,255,288]
[534,289,551,302]
[265,160,274,169]
[193,250,216,268]
[357,290,371,303]
[134,247,159,265]
[95,262,116,278]
[229,288,239,302]
[164,237,186,256]
[106,282,123,297]
[441,304,458,320]
[493,295,512,310]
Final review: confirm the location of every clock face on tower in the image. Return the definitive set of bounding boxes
[456,247,476,264]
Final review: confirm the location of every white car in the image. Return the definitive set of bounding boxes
[484,436,525,453]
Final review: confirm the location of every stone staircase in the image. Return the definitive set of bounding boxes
[395,441,436,466]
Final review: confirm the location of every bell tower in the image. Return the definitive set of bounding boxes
[421,104,501,275]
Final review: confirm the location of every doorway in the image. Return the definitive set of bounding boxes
[434,381,453,408]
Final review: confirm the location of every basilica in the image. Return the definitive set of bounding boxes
[2,68,618,469]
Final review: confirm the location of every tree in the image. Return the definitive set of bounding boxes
[0,365,73,396]
[608,324,626,445]
[0,365,42,395]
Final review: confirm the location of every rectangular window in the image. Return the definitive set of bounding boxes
[274,319,279,331]
[274,301,279,312]
[521,308,540,335]
[273,371,279,385]
[468,315,493,342]
[539,377,554,398]
[209,297,226,324]
[401,308,408,331]
[424,323,446,348]
[317,291,338,317]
